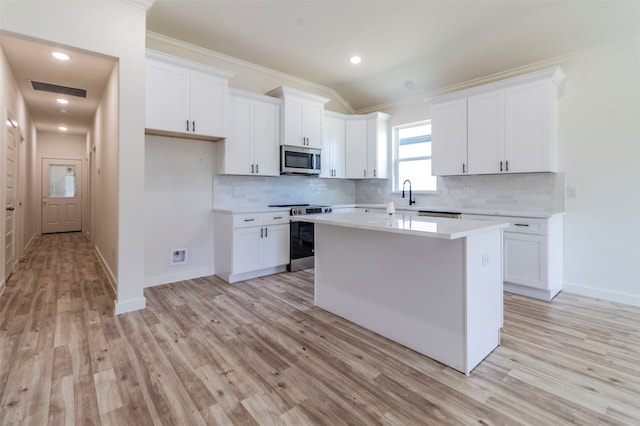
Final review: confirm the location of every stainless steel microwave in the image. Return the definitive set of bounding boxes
[280,145,321,175]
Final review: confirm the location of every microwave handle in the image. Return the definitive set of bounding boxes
[312,154,316,170]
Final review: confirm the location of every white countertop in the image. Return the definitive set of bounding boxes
[213,207,291,214]
[293,211,508,240]
[332,204,564,218]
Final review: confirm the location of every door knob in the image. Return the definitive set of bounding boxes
[6,206,15,211]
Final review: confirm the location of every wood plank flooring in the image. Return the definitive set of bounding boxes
[1,232,639,425]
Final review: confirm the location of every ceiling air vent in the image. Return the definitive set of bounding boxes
[30,80,87,98]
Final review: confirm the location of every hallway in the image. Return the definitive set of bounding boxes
[2,233,640,425]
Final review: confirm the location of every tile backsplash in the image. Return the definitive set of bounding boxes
[214,172,564,214]
[356,172,565,214]
[213,175,356,209]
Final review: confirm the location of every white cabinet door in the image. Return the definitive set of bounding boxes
[145,58,190,133]
[282,97,304,147]
[505,80,554,173]
[367,115,389,179]
[190,70,227,138]
[504,232,547,289]
[431,98,468,176]
[302,101,324,148]
[261,225,290,268]
[253,101,280,176]
[224,95,253,174]
[345,119,367,178]
[467,89,505,174]
[322,114,346,178]
[233,227,262,274]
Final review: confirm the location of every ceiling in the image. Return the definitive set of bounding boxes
[2,1,640,135]
[0,33,116,135]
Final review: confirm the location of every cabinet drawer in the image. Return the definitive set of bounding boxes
[233,213,263,228]
[263,212,290,226]
[463,214,547,235]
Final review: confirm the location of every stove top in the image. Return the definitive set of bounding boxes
[290,205,333,216]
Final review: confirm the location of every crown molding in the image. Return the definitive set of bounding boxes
[146,31,355,113]
[358,37,640,114]
[120,0,156,11]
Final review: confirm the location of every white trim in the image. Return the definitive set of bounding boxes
[119,0,156,11]
[563,281,640,308]
[114,297,147,315]
[146,49,235,80]
[94,245,117,296]
[144,266,214,288]
[146,31,355,113]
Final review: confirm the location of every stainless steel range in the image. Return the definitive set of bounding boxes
[269,204,333,272]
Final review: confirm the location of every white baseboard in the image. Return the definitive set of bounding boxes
[94,245,117,296]
[24,232,38,253]
[563,281,640,307]
[114,297,146,315]
[144,266,214,288]
[0,279,5,298]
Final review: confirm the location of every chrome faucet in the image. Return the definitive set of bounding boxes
[402,179,416,205]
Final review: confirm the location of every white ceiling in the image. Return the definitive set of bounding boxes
[0,33,116,135]
[2,1,640,135]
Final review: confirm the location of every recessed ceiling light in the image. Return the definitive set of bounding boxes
[52,51,70,61]
[58,126,68,131]
[350,56,362,65]
[56,98,69,105]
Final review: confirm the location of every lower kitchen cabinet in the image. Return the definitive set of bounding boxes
[463,213,563,301]
[214,211,290,283]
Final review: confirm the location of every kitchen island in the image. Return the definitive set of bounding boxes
[294,212,508,375]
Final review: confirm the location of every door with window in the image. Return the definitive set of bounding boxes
[42,159,82,233]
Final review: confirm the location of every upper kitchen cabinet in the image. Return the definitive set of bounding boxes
[430,67,564,176]
[266,86,329,148]
[322,111,346,178]
[345,112,391,179]
[145,50,234,141]
[216,89,281,176]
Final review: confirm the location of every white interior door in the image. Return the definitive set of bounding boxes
[5,119,18,281]
[42,158,82,234]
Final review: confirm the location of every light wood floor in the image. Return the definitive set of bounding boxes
[1,232,639,425]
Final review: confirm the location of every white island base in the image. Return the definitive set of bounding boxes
[311,215,505,375]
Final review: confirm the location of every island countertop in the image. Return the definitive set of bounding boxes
[293,211,508,240]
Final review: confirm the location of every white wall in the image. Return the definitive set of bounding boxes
[1,1,149,313]
[557,41,640,303]
[144,135,216,286]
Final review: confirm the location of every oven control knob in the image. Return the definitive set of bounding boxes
[326,207,332,213]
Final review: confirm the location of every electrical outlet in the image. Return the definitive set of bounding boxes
[233,186,240,198]
[481,253,490,267]
[567,186,577,198]
[197,155,205,166]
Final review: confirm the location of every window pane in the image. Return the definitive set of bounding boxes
[49,165,76,198]
[398,159,437,191]
[398,141,431,159]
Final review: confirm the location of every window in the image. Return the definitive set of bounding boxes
[393,121,436,192]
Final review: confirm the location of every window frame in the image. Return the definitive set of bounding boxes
[392,120,438,194]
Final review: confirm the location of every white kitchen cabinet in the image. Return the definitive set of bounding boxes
[345,112,390,179]
[321,112,346,178]
[145,50,233,140]
[431,67,563,176]
[214,211,290,283]
[266,86,329,148]
[431,98,468,176]
[216,89,280,176]
[462,213,563,301]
